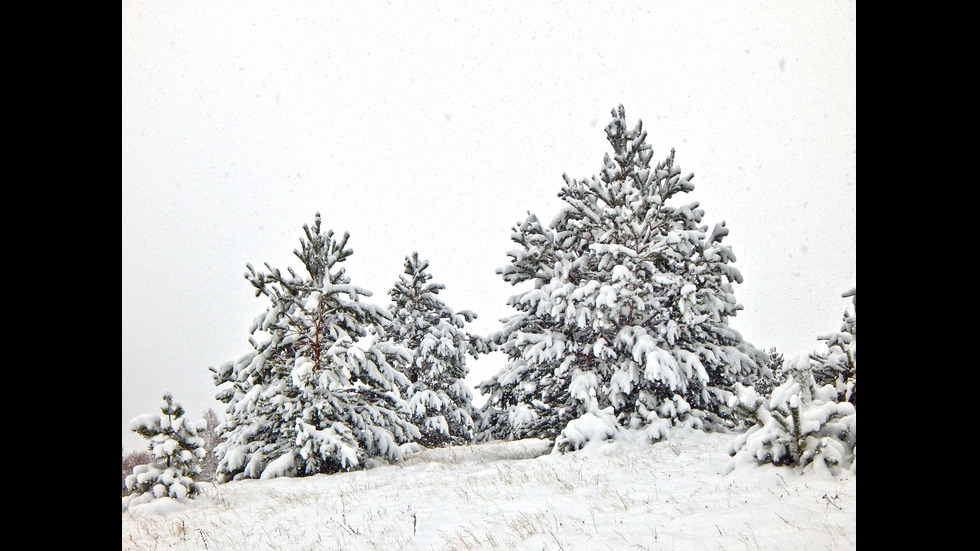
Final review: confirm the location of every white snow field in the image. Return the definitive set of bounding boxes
[121,429,855,550]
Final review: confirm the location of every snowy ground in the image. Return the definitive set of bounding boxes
[121,429,856,550]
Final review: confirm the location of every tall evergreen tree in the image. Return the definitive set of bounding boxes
[385,252,486,447]
[211,213,419,481]
[477,105,767,449]
[123,392,207,509]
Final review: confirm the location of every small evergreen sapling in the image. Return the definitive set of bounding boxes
[727,289,857,475]
[810,288,856,406]
[385,252,487,447]
[727,357,856,475]
[123,392,207,510]
[122,448,152,496]
[196,408,222,482]
[752,347,785,398]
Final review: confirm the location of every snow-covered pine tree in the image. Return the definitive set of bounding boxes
[477,105,768,450]
[810,288,856,407]
[196,408,222,482]
[211,213,420,482]
[123,392,207,510]
[752,347,786,398]
[727,356,856,475]
[385,252,486,447]
[727,288,857,475]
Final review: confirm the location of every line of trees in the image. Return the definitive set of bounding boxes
[123,106,855,507]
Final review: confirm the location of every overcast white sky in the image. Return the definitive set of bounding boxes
[122,1,856,452]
